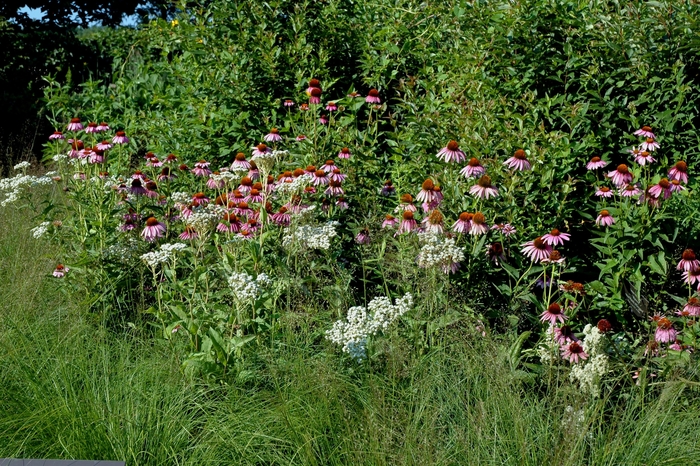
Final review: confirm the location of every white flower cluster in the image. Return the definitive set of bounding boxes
[275,174,311,196]
[13,161,31,171]
[211,170,240,183]
[570,325,608,398]
[326,293,413,361]
[415,232,465,274]
[536,325,558,365]
[188,205,224,232]
[30,221,51,238]
[52,153,68,163]
[227,271,271,302]
[141,242,187,268]
[562,406,587,437]
[252,149,285,174]
[103,238,142,263]
[282,220,339,250]
[171,191,191,204]
[0,173,54,206]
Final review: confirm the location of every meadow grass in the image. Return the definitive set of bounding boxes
[1,201,699,465]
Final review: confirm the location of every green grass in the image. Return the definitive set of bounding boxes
[1,202,699,465]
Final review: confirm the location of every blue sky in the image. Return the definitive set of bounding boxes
[17,5,140,26]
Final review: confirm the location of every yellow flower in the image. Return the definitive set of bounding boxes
[171,19,179,27]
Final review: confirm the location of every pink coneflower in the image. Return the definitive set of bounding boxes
[147,157,163,167]
[244,218,261,232]
[245,188,264,204]
[469,175,499,199]
[85,122,98,134]
[264,128,282,142]
[683,297,700,316]
[306,78,321,94]
[561,341,588,363]
[654,317,677,343]
[596,209,615,227]
[216,213,241,233]
[396,193,417,213]
[234,201,253,217]
[382,214,398,229]
[49,131,65,140]
[120,218,136,231]
[492,223,517,237]
[238,177,253,194]
[453,212,472,233]
[312,169,330,186]
[271,207,291,226]
[521,236,552,263]
[337,147,352,159]
[94,141,111,152]
[237,228,254,240]
[542,250,565,265]
[309,87,322,105]
[640,188,660,207]
[158,167,176,182]
[192,192,210,206]
[540,302,567,325]
[192,160,212,177]
[586,156,608,170]
[597,319,612,333]
[436,140,466,163]
[284,99,294,107]
[365,89,381,104]
[541,228,570,247]
[321,159,336,172]
[641,138,660,152]
[634,125,656,139]
[53,264,69,278]
[348,91,361,98]
[318,114,329,125]
[678,249,700,272]
[422,210,444,234]
[325,180,344,196]
[682,269,700,286]
[336,197,349,210]
[207,173,225,190]
[67,118,83,131]
[648,178,672,199]
[131,170,146,180]
[469,212,488,236]
[145,181,159,198]
[460,157,485,178]
[416,179,436,203]
[398,211,418,234]
[380,179,394,196]
[607,164,633,186]
[141,217,166,241]
[326,101,338,111]
[595,186,613,198]
[670,180,685,193]
[229,152,250,170]
[130,179,147,196]
[96,122,110,132]
[554,325,578,345]
[619,184,641,197]
[295,134,307,142]
[179,226,198,240]
[487,242,505,265]
[355,228,370,244]
[89,149,105,164]
[164,153,178,164]
[68,140,84,158]
[304,185,316,195]
[634,150,655,166]
[252,143,272,157]
[504,149,531,171]
[668,161,688,184]
[112,131,129,144]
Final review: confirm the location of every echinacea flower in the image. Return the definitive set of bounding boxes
[595,209,615,227]
[284,99,294,107]
[469,175,499,199]
[436,140,466,163]
[309,87,322,105]
[619,184,641,197]
[319,114,329,125]
[355,228,370,244]
[321,159,336,173]
[141,217,166,242]
[520,237,552,263]
[542,250,565,265]
[96,122,110,132]
[492,223,517,236]
[336,147,352,159]
[561,341,588,363]
[192,160,212,177]
[648,178,672,199]
[683,297,700,316]
[271,207,291,226]
[312,170,330,186]
[597,319,612,333]
[396,193,417,213]
[130,179,147,196]
[469,212,489,235]
[216,213,241,233]
[422,210,444,234]
[380,179,394,196]
[165,153,178,164]
[53,264,69,278]
[85,122,98,134]
[682,268,700,286]
[67,118,83,131]
[677,249,700,272]
[654,317,677,343]
[487,242,505,265]
[634,150,656,166]
[670,180,685,193]
[554,325,578,345]
[452,212,472,234]
[607,164,633,186]
[586,156,608,170]
[305,78,321,94]
[231,152,251,170]
[336,197,349,210]
[49,131,65,140]
[416,179,436,203]
[641,138,660,152]
[541,228,570,247]
[252,143,272,157]
[540,302,567,325]
[504,149,531,171]
[296,134,307,142]
[264,128,282,143]
[326,101,337,112]
[325,180,344,196]
[398,211,418,234]
[460,157,486,178]
[382,214,398,229]
[634,125,656,139]
[668,161,688,184]
[158,167,176,181]
[365,89,381,104]
[595,186,613,198]
[238,176,253,193]
[145,181,159,198]
[112,131,129,144]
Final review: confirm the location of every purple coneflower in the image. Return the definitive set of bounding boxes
[312,170,330,186]
[96,122,110,132]
[453,212,472,234]
[326,102,338,112]
[264,128,282,143]
[252,143,272,157]
[348,91,361,98]
[542,250,565,265]
[49,131,65,140]
[355,228,370,244]
[53,264,69,278]
[306,79,321,94]
[319,114,329,125]
[112,131,129,144]
[648,178,672,199]
[540,302,567,325]
[492,223,516,236]
[67,118,83,132]
[487,242,505,265]
[145,181,159,199]
[238,177,253,193]
[179,226,198,240]
[422,210,444,234]
[321,159,336,173]
[416,179,436,203]
[309,87,322,105]
[504,149,531,171]
[165,153,178,164]
[682,268,700,286]
[460,157,485,178]
[284,99,294,107]
[89,149,105,164]
[436,140,466,163]
[554,325,578,345]
[120,218,136,231]
[678,249,700,272]
[670,180,685,194]
[217,213,241,233]
[158,167,176,182]
[365,89,381,104]
[596,209,615,227]
[634,125,656,138]
[192,160,212,177]
[634,150,655,166]
[142,217,166,242]
[469,212,489,236]
[192,192,210,206]
[619,184,641,197]
[147,157,163,167]
[94,141,112,152]
[336,197,349,210]
[296,134,307,142]
[641,138,660,152]
[379,179,394,195]
[469,175,499,199]
[595,186,613,198]
[130,179,147,196]
[521,237,552,263]
[85,122,98,134]
[246,188,264,204]
[271,207,291,226]
[607,164,633,186]
[586,156,608,170]
[398,211,418,234]
[561,341,588,364]
[541,228,570,247]
[683,297,700,316]
[396,193,417,213]
[654,317,677,343]
[382,214,397,229]
[207,173,225,190]
[668,161,688,184]
[337,147,352,159]
[234,201,253,217]
[238,228,254,240]
[325,180,344,196]
[231,152,251,170]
